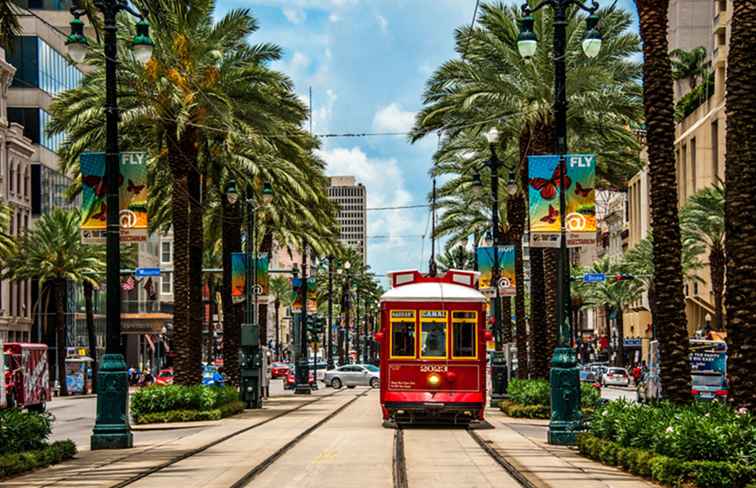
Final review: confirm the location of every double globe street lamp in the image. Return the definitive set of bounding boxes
[66,0,153,450]
[467,128,517,406]
[516,0,602,445]
[225,179,273,408]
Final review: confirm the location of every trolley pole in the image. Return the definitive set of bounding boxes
[327,256,334,370]
[294,242,311,394]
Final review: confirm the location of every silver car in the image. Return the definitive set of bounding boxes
[324,364,380,389]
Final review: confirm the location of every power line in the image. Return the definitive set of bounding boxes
[365,204,429,211]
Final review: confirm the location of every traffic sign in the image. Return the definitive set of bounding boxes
[583,273,605,283]
[135,267,161,278]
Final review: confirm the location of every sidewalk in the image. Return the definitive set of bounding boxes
[0,388,342,488]
[479,408,658,488]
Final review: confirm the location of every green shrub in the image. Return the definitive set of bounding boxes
[507,379,550,406]
[133,400,245,424]
[580,382,601,409]
[578,432,755,488]
[0,440,76,479]
[131,385,239,417]
[589,400,755,465]
[500,400,550,419]
[0,410,52,455]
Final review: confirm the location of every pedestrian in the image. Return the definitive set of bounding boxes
[632,363,642,385]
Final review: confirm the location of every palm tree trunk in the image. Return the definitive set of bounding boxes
[54,279,68,397]
[615,306,626,367]
[637,0,691,403]
[724,0,756,411]
[84,281,97,393]
[709,246,725,331]
[529,249,548,379]
[258,231,274,349]
[508,194,528,379]
[221,196,242,387]
[544,248,559,365]
[188,164,204,370]
[169,131,201,385]
[275,299,281,360]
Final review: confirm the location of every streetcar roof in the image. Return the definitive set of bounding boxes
[380,281,486,303]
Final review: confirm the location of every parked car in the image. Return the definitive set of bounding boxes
[271,362,290,379]
[601,367,630,387]
[284,370,314,390]
[155,368,175,386]
[324,364,380,389]
[579,366,596,383]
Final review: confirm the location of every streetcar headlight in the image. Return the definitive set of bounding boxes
[427,373,441,387]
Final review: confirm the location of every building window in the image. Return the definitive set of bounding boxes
[161,272,173,295]
[9,163,14,194]
[37,38,84,96]
[161,241,172,264]
[40,110,65,152]
[680,143,687,201]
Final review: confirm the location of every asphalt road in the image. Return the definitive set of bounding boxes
[601,385,637,402]
[47,379,289,451]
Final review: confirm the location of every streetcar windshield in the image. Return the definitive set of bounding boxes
[453,322,476,358]
[421,322,447,358]
[391,321,415,357]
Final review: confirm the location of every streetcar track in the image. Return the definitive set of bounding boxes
[111,388,347,488]
[229,390,369,488]
[392,427,408,488]
[466,428,538,488]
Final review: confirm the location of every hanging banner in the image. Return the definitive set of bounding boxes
[230,253,270,304]
[528,154,596,248]
[476,246,516,296]
[80,152,149,243]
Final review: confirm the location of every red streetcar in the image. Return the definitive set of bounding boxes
[376,269,489,424]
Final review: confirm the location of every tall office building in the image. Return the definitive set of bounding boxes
[327,176,367,262]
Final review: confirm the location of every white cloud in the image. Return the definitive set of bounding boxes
[282,7,306,23]
[372,103,416,133]
[376,14,388,33]
[309,88,337,132]
[317,146,420,256]
[329,13,342,22]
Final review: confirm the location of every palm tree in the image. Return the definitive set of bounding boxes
[269,275,294,360]
[0,0,19,50]
[724,0,756,411]
[578,257,643,367]
[48,2,333,384]
[413,3,643,377]
[4,209,105,397]
[670,46,707,90]
[636,0,693,403]
[680,182,725,330]
[437,244,474,272]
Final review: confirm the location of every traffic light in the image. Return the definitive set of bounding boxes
[305,316,325,342]
[614,273,635,281]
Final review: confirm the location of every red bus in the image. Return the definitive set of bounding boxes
[377,269,489,424]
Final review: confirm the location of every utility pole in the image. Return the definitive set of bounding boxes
[327,256,334,369]
[295,242,311,394]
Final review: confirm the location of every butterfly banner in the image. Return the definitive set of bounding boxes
[231,253,270,304]
[528,154,597,248]
[476,246,516,296]
[80,152,149,243]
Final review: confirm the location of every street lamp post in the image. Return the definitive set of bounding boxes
[471,128,517,406]
[294,242,311,394]
[327,256,334,369]
[225,179,273,408]
[517,0,602,445]
[341,261,351,364]
[67,0,153,451]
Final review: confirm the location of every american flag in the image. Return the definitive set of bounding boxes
[122,276,136,291]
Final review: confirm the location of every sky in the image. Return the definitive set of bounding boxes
[214,0,639,283]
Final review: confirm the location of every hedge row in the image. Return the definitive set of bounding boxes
[134,400,245,424]
[131,385,239,417]
[500,400,550,419]
[0,440,76,479]
[577,433,755,488]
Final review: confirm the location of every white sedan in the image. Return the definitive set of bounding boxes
[324,364,380,389]
[602,367,630,387]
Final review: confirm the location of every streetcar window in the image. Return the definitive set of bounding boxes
[391,322,416,358]
[421,322,447,358]
[452,322,476,358]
